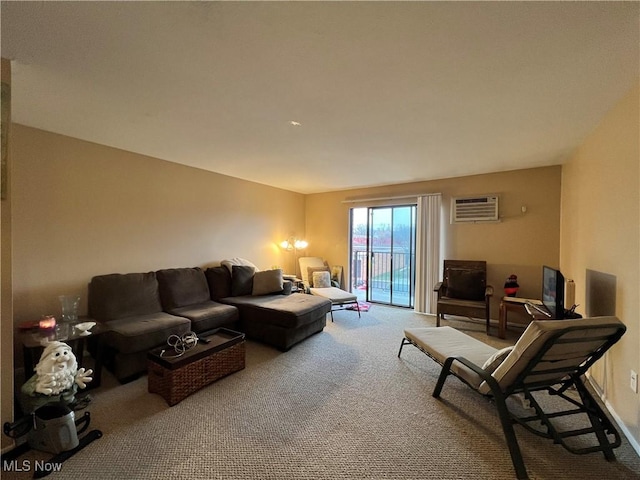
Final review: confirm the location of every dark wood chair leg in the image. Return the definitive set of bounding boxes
[486,301,491,335]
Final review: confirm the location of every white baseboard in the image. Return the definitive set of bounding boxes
[602,397,640,456]
[587,374,640,456]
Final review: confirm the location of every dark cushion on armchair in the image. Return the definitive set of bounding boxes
[445,268,486,301]
[435,260,492,335]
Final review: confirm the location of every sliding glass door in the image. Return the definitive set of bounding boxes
[350,205,416,308]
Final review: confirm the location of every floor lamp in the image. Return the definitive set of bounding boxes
[280,237,308,278]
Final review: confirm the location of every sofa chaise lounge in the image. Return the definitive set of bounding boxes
[205,265,331,351]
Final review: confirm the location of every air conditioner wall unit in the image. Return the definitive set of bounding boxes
[451,195,499,223]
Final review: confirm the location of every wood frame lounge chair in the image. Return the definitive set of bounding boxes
[434,260,494,335]
[398,316,627,480]
[299,256,361,322]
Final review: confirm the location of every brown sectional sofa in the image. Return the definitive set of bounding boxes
[88,265,331,383]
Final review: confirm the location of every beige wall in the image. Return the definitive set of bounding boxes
[10,125,306,322]
[560,82,640,447]
[5,83,638,452]
[305,166,562,323]
[1,57,14,451]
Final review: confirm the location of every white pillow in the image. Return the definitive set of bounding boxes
[221,258,259,275]
[482,346,514,374]
[312,271,332,288]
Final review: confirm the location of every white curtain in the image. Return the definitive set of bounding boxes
[414,194,441,314]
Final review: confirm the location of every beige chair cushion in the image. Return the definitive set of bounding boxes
[404,327,497,389]
[310,286,357,304]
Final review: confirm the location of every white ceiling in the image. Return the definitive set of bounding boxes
[2,1,638,194]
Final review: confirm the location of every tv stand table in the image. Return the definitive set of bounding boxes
[498,297,546,339]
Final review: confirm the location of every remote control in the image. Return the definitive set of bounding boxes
[198,337,211,344]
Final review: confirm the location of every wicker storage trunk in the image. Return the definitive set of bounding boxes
[147,328,245,406]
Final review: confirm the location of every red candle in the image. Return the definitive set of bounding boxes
[39,315,57,330]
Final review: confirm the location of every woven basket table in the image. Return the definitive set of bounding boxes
[147,328,245,406]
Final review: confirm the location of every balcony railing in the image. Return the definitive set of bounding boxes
[351,250,414,293]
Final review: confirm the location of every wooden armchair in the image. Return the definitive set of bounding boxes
[434,260,493,335]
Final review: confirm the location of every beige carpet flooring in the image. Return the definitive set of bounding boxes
[4,306,640,479]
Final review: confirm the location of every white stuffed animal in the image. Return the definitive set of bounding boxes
[21,341,93,411]
[33,341,93,395]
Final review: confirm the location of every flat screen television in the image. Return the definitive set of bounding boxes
[542,265,565,319]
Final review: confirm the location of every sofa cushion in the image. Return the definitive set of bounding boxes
[252,269,284,295]
[167,301,239,333]
[103,312,191,354]
[156,267,211,309]
[88,272,163,321]
[205,266,232,301]
[231,265,255,296]
[221,294,331,329]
